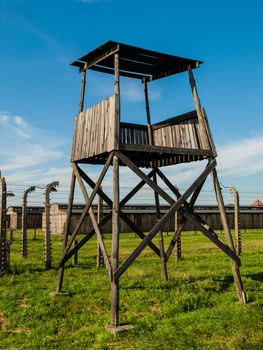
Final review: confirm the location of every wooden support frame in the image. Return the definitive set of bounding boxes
[144,78,168,281]
[55,150,247,328]
[97,187,104,267]
[54,43,247,329]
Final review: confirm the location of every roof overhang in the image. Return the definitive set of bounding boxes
[71,41,203,81]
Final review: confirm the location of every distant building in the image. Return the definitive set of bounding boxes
[251,199,263,207]
[41,203,263,234]
[7,206,44,229]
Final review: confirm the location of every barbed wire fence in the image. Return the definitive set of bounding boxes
[1,177,263,273]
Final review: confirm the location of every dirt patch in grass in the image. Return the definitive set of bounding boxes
[0,312,9,330]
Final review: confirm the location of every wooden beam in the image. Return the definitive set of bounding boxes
[89,65,146,80]
[74,165,112,275]
[61,154,113,260]
[114,158,216,280]
[57,171,76,291]
[116,151,175,205]
[111,154,120,327]
[113,53,120,150]
[212,169,247,303]
[79,70,86,113]
[166,219,186,261]
[97,187,104,267]
[152,110,198,130]
[120,171,154,206]
[183,210,240,265]
[81,45,119,71]
[202,108,217,157]
[79,166,154,209]
[144,78,168,280]
[119,143,213,157]
[188,67,210,150]
[153,171,168,281]
[59,213,112,267]
[119,212,160,257]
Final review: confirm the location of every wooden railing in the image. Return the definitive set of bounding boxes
[120,122,148,145]
[152,111,202,150]
[72,104,209,163]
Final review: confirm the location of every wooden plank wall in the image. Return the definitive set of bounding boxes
[153,117,203,150]
[71,95,115,161]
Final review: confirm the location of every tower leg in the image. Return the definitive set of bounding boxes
[97,189,104,267]
[56,171,76,293]
[111,154,120,326]
[212,169,247,303]
[153,171,168,281]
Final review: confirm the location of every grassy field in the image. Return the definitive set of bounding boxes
[0,229,262,350]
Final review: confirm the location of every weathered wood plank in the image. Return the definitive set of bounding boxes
[119,143,213,157]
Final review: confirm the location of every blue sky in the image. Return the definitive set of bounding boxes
[1,0,263,205]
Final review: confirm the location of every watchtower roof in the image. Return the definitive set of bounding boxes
[71,41,203,81]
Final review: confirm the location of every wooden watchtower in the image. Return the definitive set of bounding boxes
[55,41,246,328]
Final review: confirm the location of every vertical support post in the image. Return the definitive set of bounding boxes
[212,170,246,303]
[45,181,59,269]
[111,51,120,327]
[111,154,120,326]
[21,186,35,258]
[0,177,7,274]
[144,78,168,281]
[57,172,76,292]
[229,187,242,255]
[79,70,86,113]
[97,187,104,267]
[175,195,182,261]
[56,66,85,292]
[153,172,168,281]
[113,51,120,150]
[188,67,210,150]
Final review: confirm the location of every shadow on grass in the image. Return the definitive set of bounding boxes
[245,272,263,282]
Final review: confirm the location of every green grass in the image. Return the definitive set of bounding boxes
[0,229,263,349]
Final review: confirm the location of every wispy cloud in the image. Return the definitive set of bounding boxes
[0,112,68,184]
[217,135,263,177]
[0,113,32,138]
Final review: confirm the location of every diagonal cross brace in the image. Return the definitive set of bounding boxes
[183,210,241,265]
[155,167,206,260]
[78,166,161,256]
[60,167,160,267]
[74,164,112,275]
[114,157,217,280]
[59,152,114,264]
[155,166,240,265]
[59,212,112,267]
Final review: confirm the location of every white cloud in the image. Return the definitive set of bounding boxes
[0,113,32,138]
[217,135,263,178]
[0,112,68,184]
